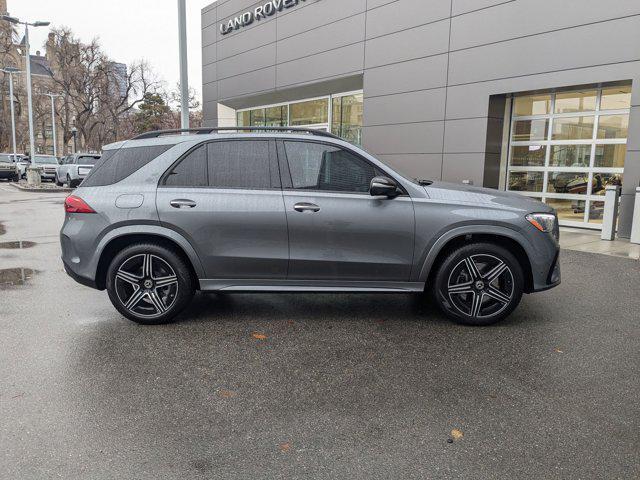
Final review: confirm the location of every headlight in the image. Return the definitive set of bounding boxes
[526,213,556,233]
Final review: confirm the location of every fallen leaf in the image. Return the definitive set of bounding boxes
[251,332,267,340]
[554,348,564,354]
[451,428,464,441]
[279,442,291,453]
[218,389,235,398]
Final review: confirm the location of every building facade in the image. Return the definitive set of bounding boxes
[201,0,640,235]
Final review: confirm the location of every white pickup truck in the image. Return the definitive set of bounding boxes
[56,153,101,188]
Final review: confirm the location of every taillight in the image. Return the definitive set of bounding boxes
[64,195,96,214]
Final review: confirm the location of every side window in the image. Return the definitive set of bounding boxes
[284,141,378,193]
[164,145,208,187]
[82,145,171,187]
[207,140,271,189]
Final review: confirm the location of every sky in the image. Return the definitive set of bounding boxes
[9,0,217,105]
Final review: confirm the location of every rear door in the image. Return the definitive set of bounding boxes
[278,140,415,282]
[156,139,288,280]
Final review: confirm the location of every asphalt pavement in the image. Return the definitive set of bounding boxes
[0,183,638,479]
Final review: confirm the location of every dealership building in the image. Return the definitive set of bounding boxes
[201,0,640,235]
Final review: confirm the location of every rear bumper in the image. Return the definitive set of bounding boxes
[63,259,98,289]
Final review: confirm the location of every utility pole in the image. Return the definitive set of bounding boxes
[43,93,61,157]
[2,14,50,185]
[1,67,20,159]
[177,0,189,129]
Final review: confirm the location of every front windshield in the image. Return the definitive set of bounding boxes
[77,156,100,165]
[33,156,58,164]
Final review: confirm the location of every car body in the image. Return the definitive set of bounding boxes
[0,153,20,181]
[61,128,561,326]
[32,155,60,181]
[56,153,101,187]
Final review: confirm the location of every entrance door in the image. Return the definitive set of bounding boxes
[279,140,415,281]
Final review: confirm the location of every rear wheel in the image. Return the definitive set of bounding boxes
[431,243,524,326]
[106,243,195,325]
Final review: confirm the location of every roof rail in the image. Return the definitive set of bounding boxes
[131,126,343,141]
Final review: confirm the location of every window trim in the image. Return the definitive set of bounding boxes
[159,138,280,191]
[278,138,409,197]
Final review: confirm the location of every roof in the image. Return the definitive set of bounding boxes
[29,55,53,77]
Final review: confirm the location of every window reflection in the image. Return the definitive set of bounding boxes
[555,90,596,113]
[513,94,551,116]
[513,119,548,141]
[508,171,544,192]
[597,115,628,139]
[510,145,546,167]
[552,116,594,140]
[594,144,626,168]
[600,86,632,110]
[332,94,363,146]
[289,99,329,126]
[549,145,591,168]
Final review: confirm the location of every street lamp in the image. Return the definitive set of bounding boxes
[71,126,77,153]
[177,0,189,129]
[0,66,21,161]
[2,14,50,185]
[42,93,61,157]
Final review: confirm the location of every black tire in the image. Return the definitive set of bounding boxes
[106,243,195,325]
[431,242,524,326]
[66,175,74,188]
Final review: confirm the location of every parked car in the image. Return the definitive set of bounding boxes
[56,153,101,188]
[32,155,59,181]
[0,153,21,181]
[61,127,561,326]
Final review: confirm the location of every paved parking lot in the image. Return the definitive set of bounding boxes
[0,184,638,479]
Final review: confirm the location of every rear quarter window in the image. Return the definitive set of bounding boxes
[82,145,171,187]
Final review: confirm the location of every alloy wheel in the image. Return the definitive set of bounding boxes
[114,253,179,318]
[446,254,514,319]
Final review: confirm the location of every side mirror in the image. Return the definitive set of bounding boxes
[370,176,400,198]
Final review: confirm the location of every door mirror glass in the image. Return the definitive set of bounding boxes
[370,176,399,198]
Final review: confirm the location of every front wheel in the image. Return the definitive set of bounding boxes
[106,243,195,325]
[431,243,524,326]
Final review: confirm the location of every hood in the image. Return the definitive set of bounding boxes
[423,181,554,213]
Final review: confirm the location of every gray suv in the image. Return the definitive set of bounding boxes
[60,128,560,326]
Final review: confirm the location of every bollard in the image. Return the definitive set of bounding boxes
[631,187,640,245]
[601,185,621,241]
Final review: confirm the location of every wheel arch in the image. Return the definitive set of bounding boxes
[418,226,535,293]
[94,229,204,291]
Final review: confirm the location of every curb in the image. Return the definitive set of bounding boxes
[6,182,73,193]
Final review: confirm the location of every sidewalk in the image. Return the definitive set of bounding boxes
[560,227,640,260]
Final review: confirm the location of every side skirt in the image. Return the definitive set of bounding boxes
[199,279,425,293]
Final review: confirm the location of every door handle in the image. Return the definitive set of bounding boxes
[170,199,197,209]
[294,202,320,213]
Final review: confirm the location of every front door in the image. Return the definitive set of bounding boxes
[279,140,415,281]
[156,139,288,280]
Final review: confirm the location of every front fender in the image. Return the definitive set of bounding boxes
[415,224,535,282]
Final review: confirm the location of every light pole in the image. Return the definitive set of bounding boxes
[177,0,189,129]
[71,126,77,153]
[43,93,61,157]
[2,14,50,185]
[1,66,20,160]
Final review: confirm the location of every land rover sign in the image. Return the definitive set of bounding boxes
[220,0,307,35]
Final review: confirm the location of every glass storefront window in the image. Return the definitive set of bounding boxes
[600,86,632,110]
[552,116,595,140]
[265,106,287,127]
[549,145,591,168]
[594,144,626,169]
[513,94,551,116]
[554,90,597,113]
[237,110,251,127]
[331,93,363,146]
[289,98,329,126]
[547,171,590,195]
[507,171,544,192]
[512,119,548,142]
[508,85,630,228]
[545,198,587,223]
[597,114,628,139]
[510,145,546,167]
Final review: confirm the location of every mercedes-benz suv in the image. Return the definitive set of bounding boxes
[60,127,560,326]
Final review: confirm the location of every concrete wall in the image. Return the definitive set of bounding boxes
[203,0,640,236]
